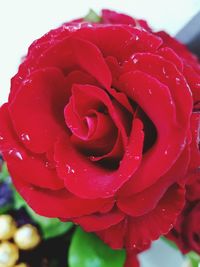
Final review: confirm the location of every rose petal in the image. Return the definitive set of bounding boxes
[118,146,190,216]
[97,185,185,250]
[123,53,192,126]
[55,117,144,199]
[9,67,67,154]
[12,178,113,218]
[37,36,112,89]
[156,31,200,72]
[97,219,128,249]
[125,251,140,267]
[72,209,125,231]
[118,70,189,194]
[183,64,200,103]
[0,104,64,190]
[157,47,183,72]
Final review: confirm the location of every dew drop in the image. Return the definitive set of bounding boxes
[162,67,169,79]
[45,161,55,169]
[23,79,32,85]
[66,164,75,174]
[0,135,3,141]
[8,149,23,161]
[175,77,181,84]
[148,89,152,95]
[135,35,139,41]
[131,57,138,64]
[134,156,140,160]
[90,156,96,161]
[164,150,168,155]
[21,133,30,142]
[162,208,166,212]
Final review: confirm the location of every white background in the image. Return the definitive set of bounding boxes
[0,1,200,266]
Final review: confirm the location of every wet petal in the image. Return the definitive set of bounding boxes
[12,178,113,218]
[0,104,64,190]
[9,68,67,154]
[119,70,189,194]
[72,209,125,231]
[55,118,144,199]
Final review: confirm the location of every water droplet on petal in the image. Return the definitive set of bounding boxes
[134,156,140,160]
[175,77,181,84]
[162,67,169,79]
[164,150,168,155]
[148,89,152,95]
[196,83,200,88]
[131,56,138,64]
[45,161,55,169]
[23,79,32,85]
[21,133,30,142]
[8,149,23,161]
[0,135,4,141]
[65,164,75,174]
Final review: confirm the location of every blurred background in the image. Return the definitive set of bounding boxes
[0,1,200,266]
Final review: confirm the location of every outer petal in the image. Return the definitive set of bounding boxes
[37,36,112,89]
[12,178,113,218]
[9,68,68,154]
[0,104,64,190]
[72,209,125,231]
[186,113,200,201]
[119,70,189,194]
[97,219,128,249]
[123,53,192,126]
[126,185,185,249]
[74,25,162,62]
[125,251,140,267]
[157,47,183,72]
[156,31,200,73]
[98,185,185,250]
[118,146,190,217]
[183,64,200,103]
[102,9,151,31]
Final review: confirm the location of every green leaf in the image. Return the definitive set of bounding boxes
[187,252,200,267]
[69,227,126,267]
[26,206,73,239]
[0,204,13,214]
[0,163,9,182]
[13,190,26,209]
[84,9,101,23]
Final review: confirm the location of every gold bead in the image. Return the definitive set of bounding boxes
[0,241,19,267]
[14,224,41,250]
[14,263,29,267]
[0,215,17,240]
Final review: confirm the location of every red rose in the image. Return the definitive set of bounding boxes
[168,202,200,254]
[0,9,198,266]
